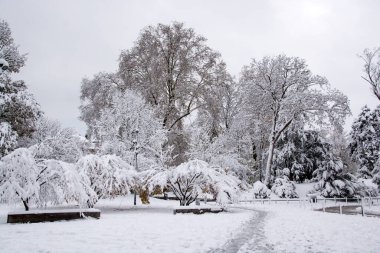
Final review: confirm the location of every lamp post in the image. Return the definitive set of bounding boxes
[132,127,139,205]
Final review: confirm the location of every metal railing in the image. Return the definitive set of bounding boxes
[238,197,380,216]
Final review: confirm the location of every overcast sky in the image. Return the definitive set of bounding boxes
[1,0,379,134]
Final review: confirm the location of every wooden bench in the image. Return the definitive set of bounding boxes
[173,207,224,215]
[7,209,101,224]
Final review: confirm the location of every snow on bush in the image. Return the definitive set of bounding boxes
[0,148,39,210]
[76,154,137,202]
[271,176,299,198]
[38,159,97,208]
[148,159,241,206]
[252,181,271,199]
[0,148,98,210]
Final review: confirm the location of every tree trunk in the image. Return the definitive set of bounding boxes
[264,137,275,186]
[22,199,29,211]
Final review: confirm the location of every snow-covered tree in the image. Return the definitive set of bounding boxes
[0,122,17,157]
[0,148,39,210]
[372,158,380,188]
[96,90,170,169]
[239,55,350,186]
[119,22,230,164]
[0,20,41,156]
[76,154,137,203]
[313,154,359,198]
[0,20,26,74]
[360,47,380,101]
[273,128,331,182]
[148,160,241,206]
[79,72,123,136]
[26,117,84,163]
[188,121,254,185]
[349,106,380,178]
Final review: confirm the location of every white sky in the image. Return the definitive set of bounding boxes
[1,0,379,134]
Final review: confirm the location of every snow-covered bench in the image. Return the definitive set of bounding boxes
[173,207,224,215]
[7,209,101,224]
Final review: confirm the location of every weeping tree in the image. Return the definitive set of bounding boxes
[147,160,241,206]
[0,148,97,211]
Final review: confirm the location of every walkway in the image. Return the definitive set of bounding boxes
[208,206,274,253]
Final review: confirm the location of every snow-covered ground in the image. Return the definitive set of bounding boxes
[0,197,253,253]
[2,194,380,253]
[235,203,380,253]
[294,182,315,198]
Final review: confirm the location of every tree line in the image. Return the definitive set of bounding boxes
[1,20,380,210]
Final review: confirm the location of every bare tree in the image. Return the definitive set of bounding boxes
[240,55,350,186]
[360,47,380,101]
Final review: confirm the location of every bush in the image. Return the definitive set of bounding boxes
[271,176,299,198]
[253,181,271,199]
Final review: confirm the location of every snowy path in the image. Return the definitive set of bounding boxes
[208,207,274,253]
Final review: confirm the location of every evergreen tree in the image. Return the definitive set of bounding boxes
[313,154,359,197]
[349,106,380,178]
[273,128,331,182]
[0,20,41,157]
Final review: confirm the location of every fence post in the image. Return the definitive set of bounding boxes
[339,204,342,215]
[361,198,365,216]
[323,201,325,212]
[345,197,347,204]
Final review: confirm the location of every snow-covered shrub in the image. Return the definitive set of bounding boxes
[148,159,241,206]
[252,181,271,199]
[38,159,97,208]
[0,148,98,210]
[271,176,299,198]
[0,148,39,210]
[76,154,137,202]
